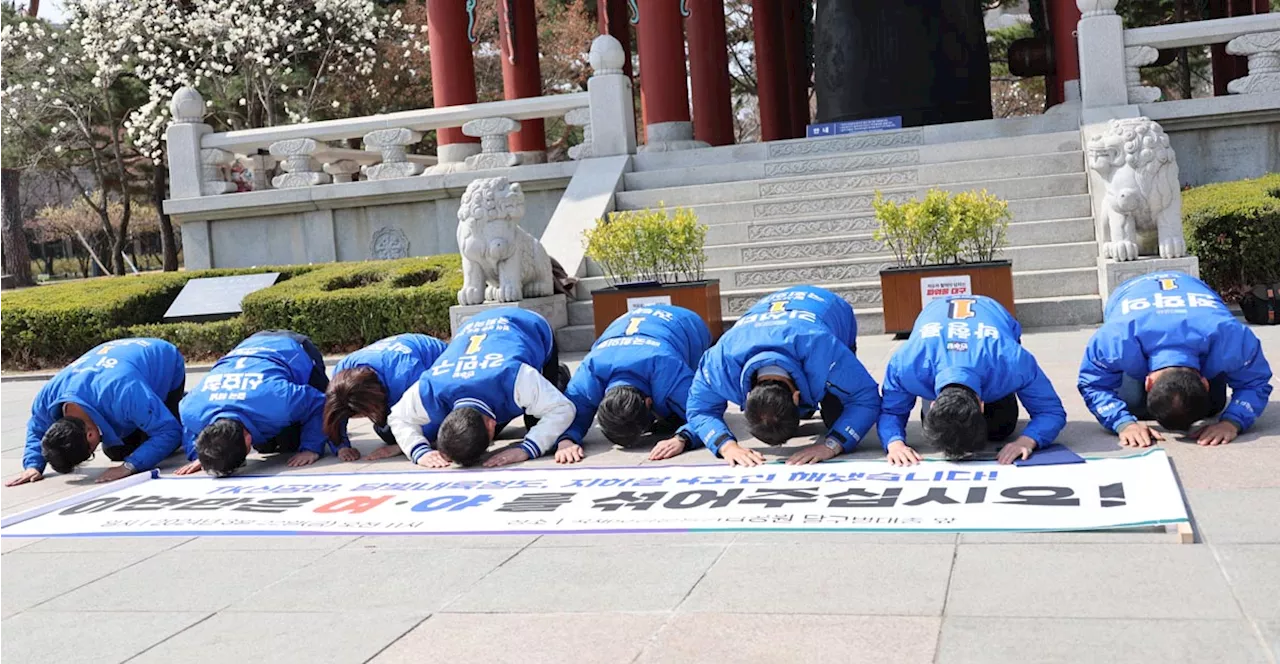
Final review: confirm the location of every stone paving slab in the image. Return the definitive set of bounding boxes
[129,610,427,664]
[936,617,1272,664]
[1,550,159,618]
[370,612,669,664]
[945,544,1242,619]
[0,610,210,664]
[1215,545,1280,620]
[679,542,955,616]
[1184,488,1280,544]
[636,614,941,664]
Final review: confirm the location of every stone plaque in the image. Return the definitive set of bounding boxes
[164,273,281,323]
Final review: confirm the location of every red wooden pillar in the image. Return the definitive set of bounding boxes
[428,0,480,158]
[687,0,735,145]
[1210,0,1269,96]
[1048,0,1082,104]
[637,0,693,129]
[497,0,546,156]
[597,0,635,78]
[781,2,808,137]
[753,0,790,142]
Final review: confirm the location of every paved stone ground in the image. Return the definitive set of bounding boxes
[2,324,1278,664]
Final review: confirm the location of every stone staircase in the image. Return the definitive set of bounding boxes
[555,116,1105,352]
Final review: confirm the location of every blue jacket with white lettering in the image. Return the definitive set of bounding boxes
[414,307,555,459]
[560,304,712,445]
[1079,271,1273,432]
[331,333,448,443]
[25,338,186,473]
[179,333,328,460]
[879,295,1066,450]
[679,286,881,455]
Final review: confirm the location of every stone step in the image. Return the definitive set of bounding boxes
[700,219,1097,268]
[623,135,1084,190]
[624,151,1084,202]
[616,168,1088,212]
[568,299,594,327]
[576,259,1099,303]
[700,200,1095,245]
[555,324,597,353]
[629,113,1080,172]
[650,184,1091,227]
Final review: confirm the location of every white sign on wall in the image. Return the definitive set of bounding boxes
[920,274,972,305]
[626,295,672,312]
[0,451,1188,538]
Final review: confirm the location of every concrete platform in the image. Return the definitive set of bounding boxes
[3,324,1278,663]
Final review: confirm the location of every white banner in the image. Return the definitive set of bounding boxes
[920,274,972,305]
[0,451,1187,538]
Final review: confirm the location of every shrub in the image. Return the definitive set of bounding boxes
[1183,173,1280,300]
[583,204,707,286]
[118,318,248,365]
[1,265,316,369]
[240,256,462,351]
[873,188,1011,268]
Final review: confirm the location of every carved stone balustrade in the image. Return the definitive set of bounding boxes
[362,128,425,180]
[1227,31,1280,94]
[269,138,331,188]
[462,118,522,170]
[323,160,362,184]
[1125,46,1162,103]
[200,148,237,195]
[564,107,593,161]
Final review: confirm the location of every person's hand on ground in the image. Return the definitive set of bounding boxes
[720,441,765,467]
[337,447,361,462]
[483,447,531,468]
[786,441,840,465]
[173,460,203,475]
[286,450,320,467]
[886,441,923,466]
[555,441,585,464]
[1118,422,1162,448]
[997,436,1037,465]
[649,435,687,461]
[417,450,451,468]
[5,468,43,486]
[95,464,135,483]
[367,446,403,461]
[1193,421,1239,446]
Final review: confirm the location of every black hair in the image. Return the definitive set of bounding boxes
[437,407,491,466]
[744,380,799,446]
[597,385,652,448]
[196,419,249,477]
[924,385,988,460]
[42,418,90,474]
[1148,367,1211,431]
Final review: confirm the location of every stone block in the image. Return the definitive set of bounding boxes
[1098,255,1200,301]
[937,617,1270,664]
[447,544,725,613]
[449,294,568,336]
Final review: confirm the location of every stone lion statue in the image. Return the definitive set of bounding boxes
[1087,117,1184,262]
[456,176,555,305]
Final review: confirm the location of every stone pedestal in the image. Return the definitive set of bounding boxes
[449,294,569,337]
[1098,256,1201,301]
[638,122,710,153]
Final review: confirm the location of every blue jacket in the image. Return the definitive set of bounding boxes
[331,333,448,442]
[879,295,1066,449]
[1079,271,1273,432]
[180,333,328,460]
[25,338,186,473]
[416,307,554,459]
[680,286,881,455]
[560,304,712,444]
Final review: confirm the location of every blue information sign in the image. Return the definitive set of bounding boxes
[806,116,904,138]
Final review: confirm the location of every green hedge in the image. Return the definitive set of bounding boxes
[1184,173,1280,299]
[1,257,462,370]
[241,255,462,351]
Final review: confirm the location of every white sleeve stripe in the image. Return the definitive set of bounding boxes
[519,439,542,459]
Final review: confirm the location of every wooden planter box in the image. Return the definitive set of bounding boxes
[591,279,724,341]
[879,260,1016,335]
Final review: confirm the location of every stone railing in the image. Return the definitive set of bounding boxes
[165,34,635,200]
[1076,0,1280,108]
